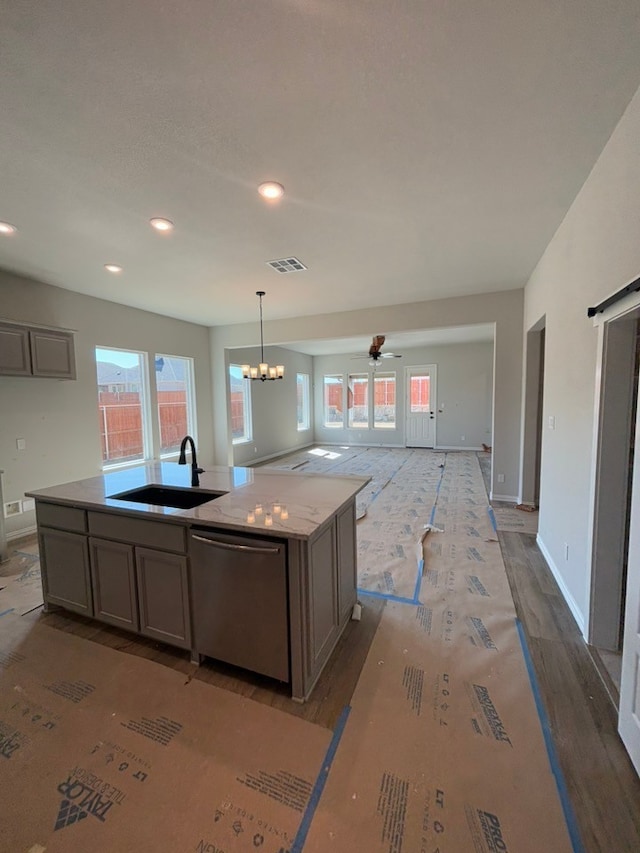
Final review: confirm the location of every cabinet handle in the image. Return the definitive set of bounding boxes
[191,534,280,554]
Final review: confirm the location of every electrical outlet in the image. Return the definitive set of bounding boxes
[22,498,36,513]
[16,438,26,451]
[461,435,466,441]
[4,501,22,518]
[497,474,505,484]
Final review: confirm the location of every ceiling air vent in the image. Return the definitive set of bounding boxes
[267,257,308,273]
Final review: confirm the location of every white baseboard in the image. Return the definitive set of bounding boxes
[435,445,484,451]
[318,441,406,449]
[490,493,518,502]
[536,534,586,635]
[7,524,37,542]
[250,443,314,466]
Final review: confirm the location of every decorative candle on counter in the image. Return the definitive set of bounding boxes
[280,506,289,520]
[254,503,263,516]
[264,512,273,527]
[246,510,256,524]
[272,501,281,514]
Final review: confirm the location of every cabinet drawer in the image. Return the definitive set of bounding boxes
[88,511,186,553]
[36,502,87,533]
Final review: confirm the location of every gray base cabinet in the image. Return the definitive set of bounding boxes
[34,495,359,702]
[37,501,191,653]
[39,528,92,617]
[90,537,139,631]
[136,547,190,649]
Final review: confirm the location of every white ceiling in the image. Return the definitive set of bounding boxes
[2,1,640,341]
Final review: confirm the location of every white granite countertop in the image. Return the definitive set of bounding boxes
[26,462,370,540]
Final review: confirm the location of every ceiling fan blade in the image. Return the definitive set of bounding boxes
[381,352,402,358]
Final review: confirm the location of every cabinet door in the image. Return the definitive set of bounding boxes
[0,322,31,376]
[90,537,139,631]
[336,500,357,624]
[39,528,92,616]
[135,547,191,649]
[30,328,76,379]
[307,523,340,673]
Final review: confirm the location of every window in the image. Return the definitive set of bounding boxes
[230,364,252,443]
[155,354,196,456]
[96,347,151,466]
[348,374,369,428]
[323,375,344,427]
[297,373,310,430]
[410,375,430,413]
[374,372,396,428]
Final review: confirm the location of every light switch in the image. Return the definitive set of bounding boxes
[16,438,26,450]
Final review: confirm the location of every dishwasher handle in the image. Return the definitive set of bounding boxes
[191,534,280,554]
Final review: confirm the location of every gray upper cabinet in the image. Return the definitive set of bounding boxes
[0,320,76,379]
[0,323,31,376]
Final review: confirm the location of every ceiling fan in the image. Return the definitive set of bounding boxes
[352,335,402,368]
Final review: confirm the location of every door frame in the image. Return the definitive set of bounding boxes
[404,364,437,448]
[588,293,640,648]
[519,317,545,507]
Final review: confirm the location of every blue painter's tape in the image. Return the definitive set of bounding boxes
[357,588,420,605]
[412,558,424,604]
[515,619,585,853]
[0,608,15,618]
[291,705,351,852]
[487,506,498,533]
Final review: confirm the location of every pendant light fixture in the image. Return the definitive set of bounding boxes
[242,291,284,381]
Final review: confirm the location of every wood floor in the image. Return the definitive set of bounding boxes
[499,530,640,851]
[4,477,640,850]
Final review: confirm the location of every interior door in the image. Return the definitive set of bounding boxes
[405,365,436,447]
[619,371,640,775]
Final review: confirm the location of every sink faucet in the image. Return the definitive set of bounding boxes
[178,435,204,487]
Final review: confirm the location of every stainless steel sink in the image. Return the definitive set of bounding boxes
[108,485,226,509]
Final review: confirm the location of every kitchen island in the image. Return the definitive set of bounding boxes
[26,462,369,702]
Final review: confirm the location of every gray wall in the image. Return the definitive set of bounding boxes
[227,344,314,465]
[312,341,494,450]
[0,271,214,538]
[211,289,523,499]
[522,82,640,630]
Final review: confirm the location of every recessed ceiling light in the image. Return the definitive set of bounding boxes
[104,263,123,273]
[149,217,174,232]
[0,221,17,235]
[258,182,285,201]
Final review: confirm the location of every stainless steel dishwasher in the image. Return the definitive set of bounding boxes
[189,528,289,682]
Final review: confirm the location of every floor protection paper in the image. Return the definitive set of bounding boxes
[299,452,577,853]
[0,615,331,853]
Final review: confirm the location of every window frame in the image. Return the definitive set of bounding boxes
[155,353,197,458]
[297,373,311,431]
[95,346,153,470]
[229,363,253,445]
[348,373,369,429]
[373,371,397,429]
[323,374,344,428]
